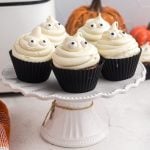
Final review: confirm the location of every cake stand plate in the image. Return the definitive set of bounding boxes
[1,63,146,148]
[2,63,146,102]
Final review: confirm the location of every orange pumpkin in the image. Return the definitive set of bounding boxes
[130,23,150,46]
[0,100,10,150]
[66,0,126,35]
[0,101,10,140]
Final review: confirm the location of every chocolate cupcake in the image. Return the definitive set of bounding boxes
[78,14,110,46]
[52,33,102,93]
[10,27,55,83]
[140,43,150,79]
[96,22,141,81]
[40,16,67,47]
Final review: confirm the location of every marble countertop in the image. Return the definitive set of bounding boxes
[1,80,150,150]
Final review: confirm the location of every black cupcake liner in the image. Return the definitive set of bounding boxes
[100,50,141,81]
[9,50,51,83]
[143,63,150,80]
[52,63,102,93]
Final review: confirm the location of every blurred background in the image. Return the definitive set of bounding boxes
[55,0,150,30]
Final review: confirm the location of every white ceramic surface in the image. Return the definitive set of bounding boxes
[1,63,146,148]
[41,100,109,147]
[1,63,146,102]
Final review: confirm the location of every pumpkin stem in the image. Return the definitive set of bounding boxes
[147,22,150,30]
[89,0,102,13]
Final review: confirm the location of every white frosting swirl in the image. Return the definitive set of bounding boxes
[52,33,100,70]
[40,16,67,46]
[12,27,55,62]
[96,22,140,59]
[78,14,110,45]
[141,43,150,62]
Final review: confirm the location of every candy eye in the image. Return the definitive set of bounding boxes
[84,41,88,44]
[55,22,62,28]
[122,31,127,37]
[109,32,117,39]
[90,23,96,28]
[81,40,88,47]
[120,31,127,37]
[111,32,115,36]
[68,41,78,49]
[39,39,48,46]
[28,39,37,47]
[99,23,103,27]
[46,23,52,29]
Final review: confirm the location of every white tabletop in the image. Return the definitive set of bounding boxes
[1,80,150,150]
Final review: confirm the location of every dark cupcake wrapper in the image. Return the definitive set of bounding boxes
[143,62,150,80]
[100,50,141,81]
[52,63,102,93]
[9,50,51,83]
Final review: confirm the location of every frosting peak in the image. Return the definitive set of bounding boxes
[78,13,111,45]
[111,21,119,30]
[30,27,42,37]
[96,22,140,59]
[40,16,67,46]
[102,21,127,40]
[46,16,56,22]
[52,33,100,70]
[85,14,110,31]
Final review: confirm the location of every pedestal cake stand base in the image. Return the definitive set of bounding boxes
[41,100,109,148]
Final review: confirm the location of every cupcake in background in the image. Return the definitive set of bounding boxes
[96,22,141,81]
[52,32,101,93]
[78,14,110,46]
[10,27,54,83]
[40,16,67,47]
[141,43,150,79]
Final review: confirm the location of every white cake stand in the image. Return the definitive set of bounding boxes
[2,63,146,148]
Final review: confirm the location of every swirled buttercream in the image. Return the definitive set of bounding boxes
[40,16,67,46]
[96,22,140,59]
[52,33,100,70]
[12,27,54,62]
[78,14,110,45]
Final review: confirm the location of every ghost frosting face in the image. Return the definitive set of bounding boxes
[40,16,67,46]
[12,27,54,62]
[21,28,51,50]
[102,22,127,40]
[52,33,100,70]
[96,22,140,59]
[62,33,89,51]
[78,14,110,45]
